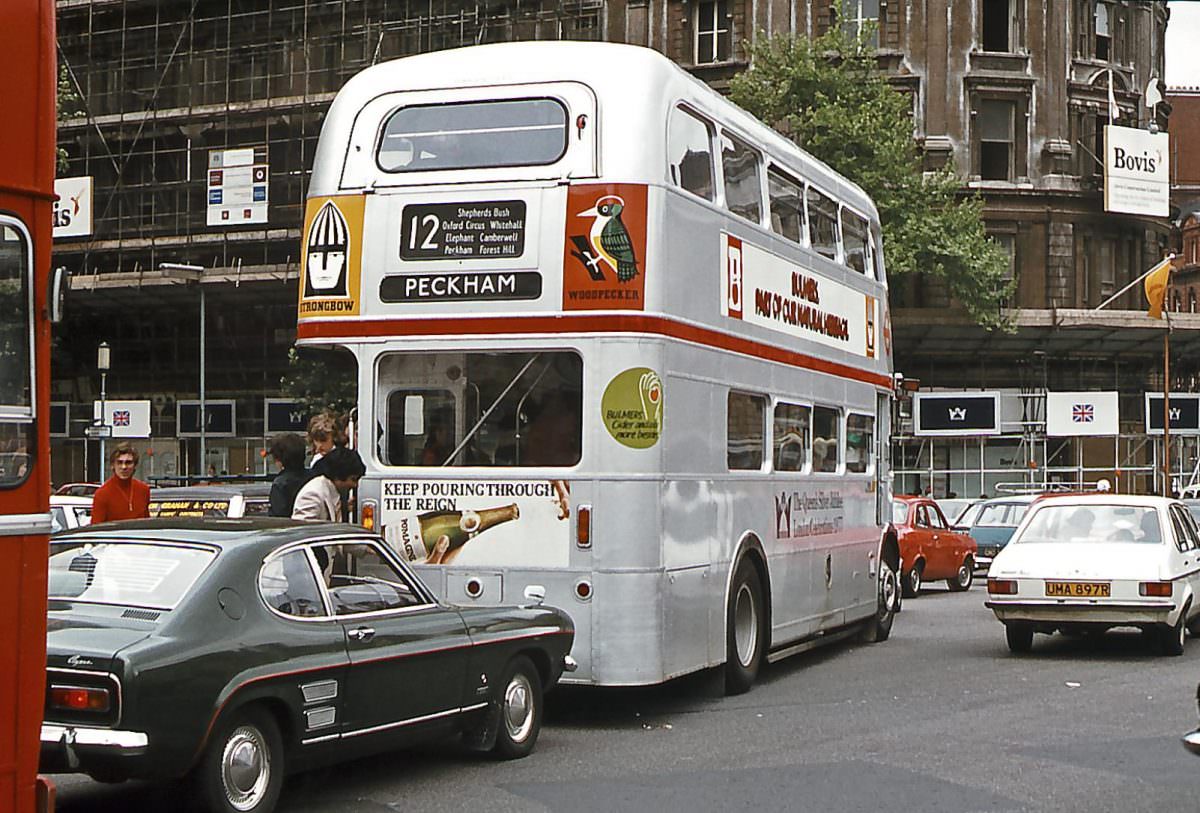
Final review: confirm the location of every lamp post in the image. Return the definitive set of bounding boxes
[97,341,111,475]
[160,263,205,476]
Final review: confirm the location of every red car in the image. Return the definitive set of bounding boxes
[892,496,978,597]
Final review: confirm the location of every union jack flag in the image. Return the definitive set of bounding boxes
[113,410,131,427]
[1072,404,1094,423]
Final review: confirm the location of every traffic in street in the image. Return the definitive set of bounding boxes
[51,581,1200,813]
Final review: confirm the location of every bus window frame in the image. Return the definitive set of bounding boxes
[342,82,599,189]
[666,104,718,203]
[716,127,765,228]
[375,96,570,175]
[766,163,810,249]
[0,214,36,491]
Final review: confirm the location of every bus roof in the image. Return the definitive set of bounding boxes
[310,41,876,218]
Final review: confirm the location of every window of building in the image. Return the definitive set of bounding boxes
[695,0,732,65]
[1097,238,1115,300]
[720,132,762,225]
[727,391,765,470]
[841,208,871,275]
[840,0,879,48]
[812,405,840,473]
[1094,1,1111,61]
[807,186,840,261]
[1190,289,1196,314]
[768,168,805,245]
[978,99,1015,180]
[773,402,811,472]
[668,106,715,201]
[981,0,1016,52]
[846,414,873,473]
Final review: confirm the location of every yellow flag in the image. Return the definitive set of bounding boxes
[1144,257,1173,320]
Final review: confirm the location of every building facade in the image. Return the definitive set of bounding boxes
[54,0,1187,493]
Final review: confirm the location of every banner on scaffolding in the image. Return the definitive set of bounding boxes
[1145,393,1200,435]
[1046,391,1118,437]
[914,392,1000,436]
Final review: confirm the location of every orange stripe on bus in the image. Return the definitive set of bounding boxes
[297,314,893,389]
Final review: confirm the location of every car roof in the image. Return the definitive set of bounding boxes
[978,494,1041,505]
[1028,494,1177,508]
[149,484,273,499]
[52,518,376,549]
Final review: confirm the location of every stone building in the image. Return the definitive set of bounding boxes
[53,0,1188,491]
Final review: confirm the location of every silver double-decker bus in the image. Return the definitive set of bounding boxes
[297,41,900,692]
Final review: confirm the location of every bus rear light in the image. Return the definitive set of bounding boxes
[987,579,1018,595]
[1139,581,1172,597]
[576,505,591,549]
[574,580,593,601]
[360,499,376,531]
[49,685,110,713]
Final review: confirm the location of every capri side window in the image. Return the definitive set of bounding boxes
[319,542,425,615]
[667,106,715,201]
[727,391,765,470]
[260,549,326,618]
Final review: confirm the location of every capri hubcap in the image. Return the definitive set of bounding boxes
[503,673,536,743]
[221,725,270,811]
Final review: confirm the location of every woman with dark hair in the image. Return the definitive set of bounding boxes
[268,433,308,517]
[292,447,366,522]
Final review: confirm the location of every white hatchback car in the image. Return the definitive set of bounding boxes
[986,494,1200,656]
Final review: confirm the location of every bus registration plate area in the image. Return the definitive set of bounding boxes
[1044,581,1111,598]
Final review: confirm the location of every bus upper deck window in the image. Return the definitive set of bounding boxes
[807,186,839,262]
[768,168,804,245]
[720,132,762,225]
[0,220,33,488]
[378,98,568,173]
[667,106,715,201]
[842,209,870,275]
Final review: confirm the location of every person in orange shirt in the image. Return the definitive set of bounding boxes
[91,443,151,523]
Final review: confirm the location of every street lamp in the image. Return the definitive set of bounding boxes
[160,263,206,476]
[97,341,111,473]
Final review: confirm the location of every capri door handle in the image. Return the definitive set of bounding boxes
[348,627,375,642]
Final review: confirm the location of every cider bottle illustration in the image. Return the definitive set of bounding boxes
[388,504,520,562]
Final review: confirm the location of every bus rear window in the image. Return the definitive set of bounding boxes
[378,351,582,467]
[378,99,568,172]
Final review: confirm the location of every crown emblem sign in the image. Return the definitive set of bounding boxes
[948,407,967,421]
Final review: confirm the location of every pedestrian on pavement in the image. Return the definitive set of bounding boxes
[91,443,151,523]
[306,411,347,480]
[292,446,365,522]
[267,433,309,517]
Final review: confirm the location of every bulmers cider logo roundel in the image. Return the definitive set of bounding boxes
[305,200,350,298]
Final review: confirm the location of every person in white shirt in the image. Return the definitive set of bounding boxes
[292,447,365,522]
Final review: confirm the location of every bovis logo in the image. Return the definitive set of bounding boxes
[304,200,350,298]
[562,184,648,311]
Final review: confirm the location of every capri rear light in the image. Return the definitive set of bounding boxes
[1139,581,1173,597]
[49,685,111,713]
[987,578,1018,595]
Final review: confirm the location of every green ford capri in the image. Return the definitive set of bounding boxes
[40,518,576,813]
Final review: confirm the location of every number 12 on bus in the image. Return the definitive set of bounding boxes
[297,41,901,692]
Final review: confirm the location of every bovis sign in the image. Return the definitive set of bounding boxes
[1104,124,1169,217]
[914,392,1000,436]
[1145,393,1200,435]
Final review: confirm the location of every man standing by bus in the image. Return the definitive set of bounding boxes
[91,443,151,523]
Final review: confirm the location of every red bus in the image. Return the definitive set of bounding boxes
[0,0,57,810]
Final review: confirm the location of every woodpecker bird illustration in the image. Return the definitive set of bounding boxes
[578,195,639,282]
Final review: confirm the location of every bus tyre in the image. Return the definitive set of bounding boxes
[946,558,974,592]
[491,655,543,760]
[860,559,898,643]
[194,706,283,813]
[902,563,922,598]
[1005,622,1034,654]
[724,558,766,695]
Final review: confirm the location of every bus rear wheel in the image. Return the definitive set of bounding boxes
[860,559,898,643]
[724,558,766,695]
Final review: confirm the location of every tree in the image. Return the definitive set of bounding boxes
[280,346,357,420]
[729,29,1015,330]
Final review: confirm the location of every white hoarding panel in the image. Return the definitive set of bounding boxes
[1104,125,1169,217]
[207,146,268,226]
[53,177,93,238]
[92,399,152,438]
[1046,391,1119,437]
